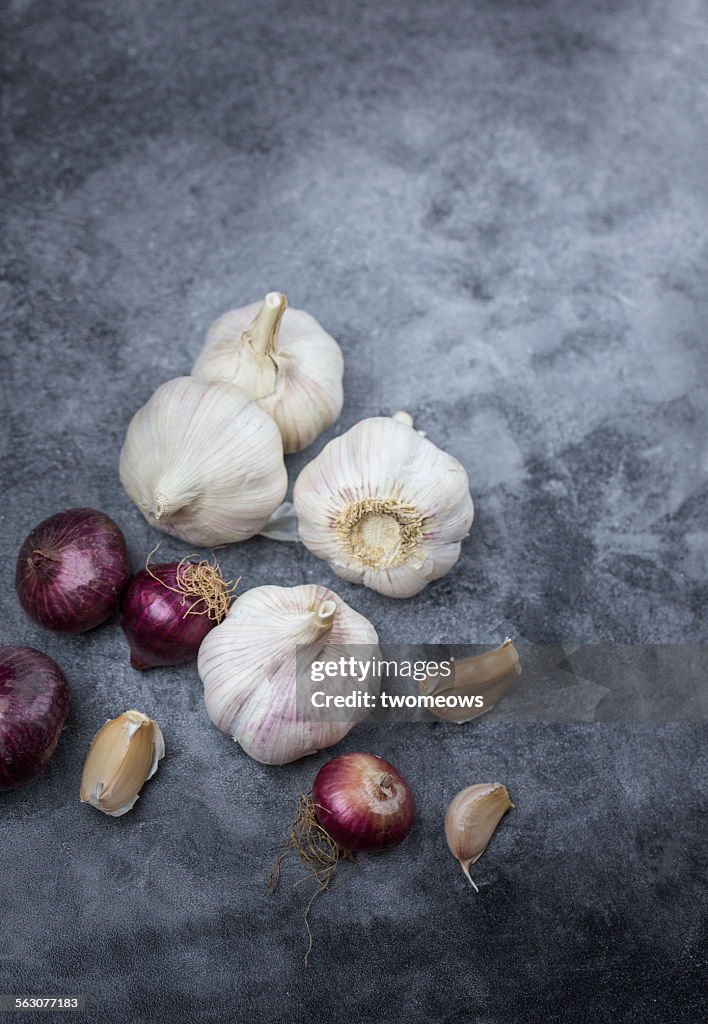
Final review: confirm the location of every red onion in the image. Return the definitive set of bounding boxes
[312,752,415,852]
[271,751,415,963]
[15,508,130,634]
[0,646,71,791]
[120,558,235,670]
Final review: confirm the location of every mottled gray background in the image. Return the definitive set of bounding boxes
[1,0,707,1021]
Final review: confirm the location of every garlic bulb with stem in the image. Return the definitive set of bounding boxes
[192,291,344,454]
[293,413,474,598]
[80,710,165,817]
[198,584,380,765]
[120,376,287,547]
[445,783,514,890]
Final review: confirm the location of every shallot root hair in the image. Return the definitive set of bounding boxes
[145,544,238,623]
[269,793,354,965]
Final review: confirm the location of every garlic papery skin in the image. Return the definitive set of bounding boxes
[192,292,344,454]
[293,414,474,598]
[80,710,165,817]
[444,783,514,890]
[419,639,521,724]
[198,584,380,765]
[120,376,287,547]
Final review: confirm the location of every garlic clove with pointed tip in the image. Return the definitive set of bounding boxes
[419,639,521,723]
[444,783,514,890]
[192,292,344,453]
[80,710,165,817]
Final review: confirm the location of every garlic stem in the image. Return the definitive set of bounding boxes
[314,600,336,630]
[246,292,287,356]
[392,410,414,428]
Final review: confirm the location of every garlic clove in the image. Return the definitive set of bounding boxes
[293,414,474,598]
[192,292,344,453]
[444,783,514,890]
[80,710,165,817]
[420,639,521,723]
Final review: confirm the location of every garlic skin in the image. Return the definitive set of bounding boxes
[445,783,514,890]
[419,639,521,723]
[198,584,380,765]
[192,292,344,454]
[80,710,165,817]
[293,415,474,598]
[120,376,287,547]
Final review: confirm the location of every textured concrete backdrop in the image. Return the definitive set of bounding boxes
[1,1,706,1022]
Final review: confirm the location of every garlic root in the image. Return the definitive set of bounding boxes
[293,414,474,598]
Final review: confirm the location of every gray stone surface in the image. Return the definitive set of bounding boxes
[1,0,706,1021]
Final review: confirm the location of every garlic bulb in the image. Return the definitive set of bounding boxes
[293,414,474,598]
[80,710,165,817]
[445,783,514,889]
[192,291,344,453]
[198,584,380,765]
[120,376,287,547]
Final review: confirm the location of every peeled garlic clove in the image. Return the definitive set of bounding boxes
[120,376,287,547]
[420,639,521,723]
[80,710,165,817]
[198,584,380,765]
[444,783,514,890]
[192,291,344,453]
[293,413,474,598]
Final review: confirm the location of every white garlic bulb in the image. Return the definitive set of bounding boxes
[293,414,474,598]
[192,291,344,454]
[198,584,380,765]
[120,376,287,547]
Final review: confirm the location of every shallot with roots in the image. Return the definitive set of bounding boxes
[270,752,415,963]
[120,553,237,669]
[0,646,71,791]
[15,508,130,634]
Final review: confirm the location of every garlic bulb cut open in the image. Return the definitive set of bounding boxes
[198,584,380,765]
[120,376,287,547]
[293,414,474,598]
[192,291,344,453]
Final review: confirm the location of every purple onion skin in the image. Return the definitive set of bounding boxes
[312,752,415,853]
[15,508,130,634]
[0,646,71,792]
[120,564,218,670]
